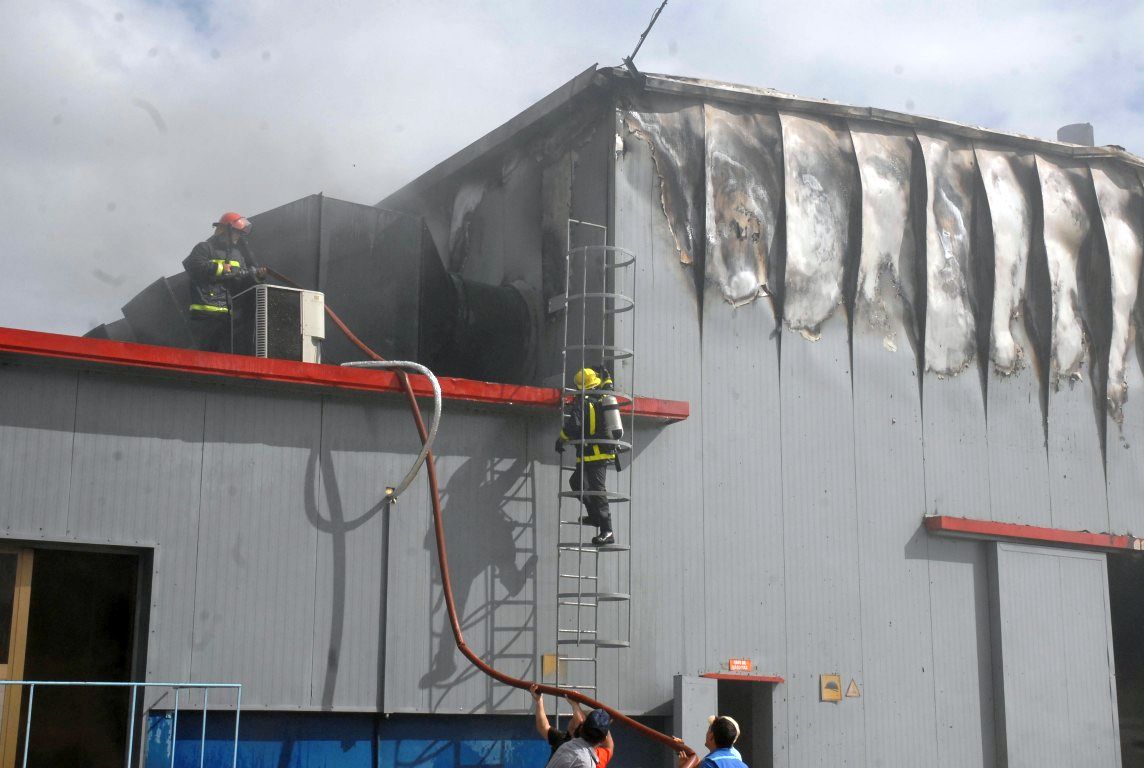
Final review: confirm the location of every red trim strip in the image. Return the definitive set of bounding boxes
[700,673,785,684]
[0,327,688,421]
[924,515,1144,552]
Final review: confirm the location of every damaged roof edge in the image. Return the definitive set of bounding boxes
[638,71,1144,168]
[379,64,605,208]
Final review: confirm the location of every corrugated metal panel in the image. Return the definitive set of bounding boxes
[927,538,996,768]
[308,398,418,710]
[0,366,76,537]
[778,112,865,767]
[975,146,1053,526]
[993,543,1119,767]
[1036,156,1111,532]
[383,413,537,713]
[67,372,205,684]
[849,122,939,766]
[916,132,992,520]
[189,389,322,707]
[700,102,789,765]
[614,98,707,711]
[1090,160,1144,536]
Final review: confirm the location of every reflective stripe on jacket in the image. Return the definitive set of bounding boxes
[182,233,257,314]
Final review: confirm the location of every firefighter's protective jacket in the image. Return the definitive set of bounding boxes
[182,233,259,314]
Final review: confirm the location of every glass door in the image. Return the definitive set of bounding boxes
[0,549,33,768]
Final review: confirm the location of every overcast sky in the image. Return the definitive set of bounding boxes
[3,0,1142,335]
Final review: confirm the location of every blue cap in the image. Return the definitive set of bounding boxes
[585,709,612,733]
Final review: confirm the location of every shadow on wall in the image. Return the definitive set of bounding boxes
[304,444,393,710]
[420,457,538,706]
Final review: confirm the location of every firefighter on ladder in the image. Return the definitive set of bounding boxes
[555,367,622,547]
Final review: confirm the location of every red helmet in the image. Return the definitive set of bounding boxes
[213,212,252,234]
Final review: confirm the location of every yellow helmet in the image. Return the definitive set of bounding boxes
[573,367,601,390]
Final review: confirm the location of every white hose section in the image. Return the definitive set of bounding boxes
[341,360,442,500]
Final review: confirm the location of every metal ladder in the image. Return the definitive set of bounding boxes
[552,220,636,721]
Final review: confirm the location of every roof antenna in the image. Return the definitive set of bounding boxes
[623,0,668,79]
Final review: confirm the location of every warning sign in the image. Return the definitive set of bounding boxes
[846,679,861,698]
[820,674,842,703]
[728,658,752,672]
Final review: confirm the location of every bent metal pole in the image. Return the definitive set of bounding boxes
[261,267,699,767]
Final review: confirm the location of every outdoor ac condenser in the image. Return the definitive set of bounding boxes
[232,284,325,363]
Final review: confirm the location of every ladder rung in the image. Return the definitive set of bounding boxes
[559,543,631,552]
[557,491,631,503]
[559,573,598,580]
[560,685,598,691]
[558,601,598,607]
[556,592,630,601]
[558,638,631,647]
[556,656,597,662]
[558,628,597,634]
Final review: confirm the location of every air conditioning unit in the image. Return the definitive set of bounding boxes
[231,285,325,363]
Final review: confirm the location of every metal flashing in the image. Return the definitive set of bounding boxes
[925,515,1144,551]
[0,327,688,422]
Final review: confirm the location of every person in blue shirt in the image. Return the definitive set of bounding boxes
[684,715,748,768]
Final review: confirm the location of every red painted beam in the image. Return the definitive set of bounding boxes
[700,673,785,684]
[924,515,1144,552]
[0,327,688,422]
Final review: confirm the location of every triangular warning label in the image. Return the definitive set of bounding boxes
[846,679,861,698]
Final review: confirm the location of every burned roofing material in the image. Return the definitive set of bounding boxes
[615,72,1144,468]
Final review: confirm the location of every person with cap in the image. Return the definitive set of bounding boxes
[530,684,586,756]
[682,715,747,768]
[555,367,618,546]
[545,704,614,768]
[182,212,266,352]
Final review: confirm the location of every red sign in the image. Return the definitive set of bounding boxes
[728,658,752,672]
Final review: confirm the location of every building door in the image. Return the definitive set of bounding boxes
[0,549,34,768]
[674,674,776,767]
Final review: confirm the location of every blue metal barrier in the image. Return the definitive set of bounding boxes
[0,680,241,768]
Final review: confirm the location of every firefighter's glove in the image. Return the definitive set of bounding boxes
[554,438,565,454]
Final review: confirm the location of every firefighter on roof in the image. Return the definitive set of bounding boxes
[182,212,266,352]
[555,367,623,547]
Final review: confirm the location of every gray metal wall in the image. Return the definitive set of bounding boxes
[0,365,420,711]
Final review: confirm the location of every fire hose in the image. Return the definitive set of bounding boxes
[262,267,699,767]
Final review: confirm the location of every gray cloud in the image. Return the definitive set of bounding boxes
[2,0,1142,334]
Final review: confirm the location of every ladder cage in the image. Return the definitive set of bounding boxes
[551,219,636,727]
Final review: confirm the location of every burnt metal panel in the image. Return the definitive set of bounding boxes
[1035,156,1111,532]
[189,389,322,708]
[121,275,194,349]
[975,146,1052,526]
[0,366,76,537]
[916,132,992,519]
[849,120,939,766]
[778,111,866,767]
[66,372,204,684]
[317,198,423,364]
[1090,161,1144,536]
[247,194,323,291]
[992,543,1120,767]
[701,102,789,764]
